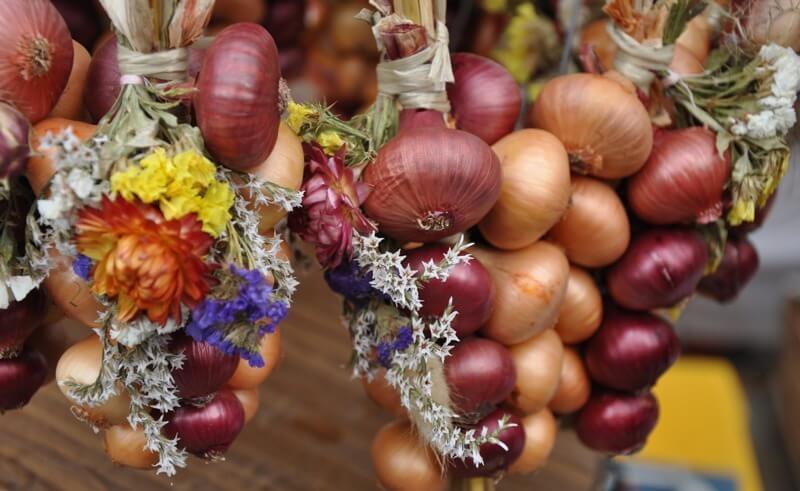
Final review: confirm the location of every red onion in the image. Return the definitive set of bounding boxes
[0,102,32,178]
[449,408,525,477]
[362,127,502,243]
[585,309,680,391]
[0,289,45,359]
[443,337,516,415]
[262,0,307,48]
[0,347,48,411]
[607,228,708,310]
[0,0,74,123]
[404,244,495,338]
[164,390,245,458]
[698,237,760,303]
[398,109,447,131]
[169,332,239,399]
[447,53,521,145]
[50,0,102,49]
[629,128,732,225]
[576,389,659,454]
[195,23,281,171]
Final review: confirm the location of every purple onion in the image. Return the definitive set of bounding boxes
[576,389,659,454]
[698,236,759,303]
[449,408,526,477]
[0,102,31,179]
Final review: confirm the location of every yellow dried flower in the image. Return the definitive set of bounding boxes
[317,131,345,155]
[110,148,234,237]
[287,102,316,134]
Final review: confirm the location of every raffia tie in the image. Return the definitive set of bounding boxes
[373,3,455,113]
[606,22,675,92]
[117,45,190,85]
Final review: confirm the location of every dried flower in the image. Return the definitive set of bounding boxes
[75,196,213,325]
[72,254,93,281]
[323,260,376,301]
[288,144,374,268]
[286,102,317,134]
[186,265,288,366]
[111,148,234,237]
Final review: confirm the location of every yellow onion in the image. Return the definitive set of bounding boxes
[226,329,282,390]
[473,243,569,345]
[508,409,558,475]
[479,129,570,250]
[554,266,603,344]
[549,347,591,414]
[231,387,261,424]
[56,335,130,427]
[528,73,653,179]
[28,316,89,384]
[579,19,616,70]
[104,424,159,470]
[371,419,447,491]
[42,250,103,328]
[669,44,705,76]
[48,40,90,121]
[507,329,564,414]
[243,122,304,233]
[361,369,405,418]
[548,177,630,268]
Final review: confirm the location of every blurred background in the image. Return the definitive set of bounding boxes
[10,1,798,490]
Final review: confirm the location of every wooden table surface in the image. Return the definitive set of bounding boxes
[0,270,601,490]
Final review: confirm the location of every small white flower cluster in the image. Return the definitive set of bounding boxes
[730,44,800,139]
[109,304,187,347]
[347,232,513,464]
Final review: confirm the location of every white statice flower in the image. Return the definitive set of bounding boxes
[67,168,96,200]
[729,44,800,139]
[0,275,38,309]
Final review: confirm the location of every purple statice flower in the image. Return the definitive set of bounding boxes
[376,326,413,368]
[72,254,93,281]
[324,260,375,302]
[186,264,288,368]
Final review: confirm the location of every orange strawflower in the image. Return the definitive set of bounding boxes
[76,196,214,325]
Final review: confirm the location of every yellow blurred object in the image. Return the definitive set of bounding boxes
[626,356,763,491]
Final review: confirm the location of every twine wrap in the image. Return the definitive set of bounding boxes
[117,45,190,82]
[370,0,455,113]
[607,22,675,91]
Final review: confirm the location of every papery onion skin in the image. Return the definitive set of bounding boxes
[554,267,603,344]
[49,40,90,120]
[164,390,245,458]
[473,242,569,345]
[56,335,130,427]
[0,102,32,179]
[732,192,776,235]
[549,176,630,268]
[528,73,653,179]
[580,19,616,71]
[508,329,564,414]
[576,389,659,454]
[607,228,709,311]
[449,409,526,477]
[508,409,558,475]
[677,15,712,64]
[371,419,447,491]
[0,0,74,123]
[226,329,282,390]
[740,0,800,50]
[629,128,732,225]
[444,337,516,415]
[698,237,760,303]
[195,23,281,170]
[0,289,46,359]
[362,127,502,243]
[447,53,521,145]
[404,244,495,338]
[104,424,159,470]
[0,347,48,410]
[669,44,705,76]
[170,332,239,399]
[585,309,680,392]
[362,369,405,418]
[479,129,571,250]
[549,347,591,414]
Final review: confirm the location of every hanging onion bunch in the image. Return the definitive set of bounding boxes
[31,0,301,476]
